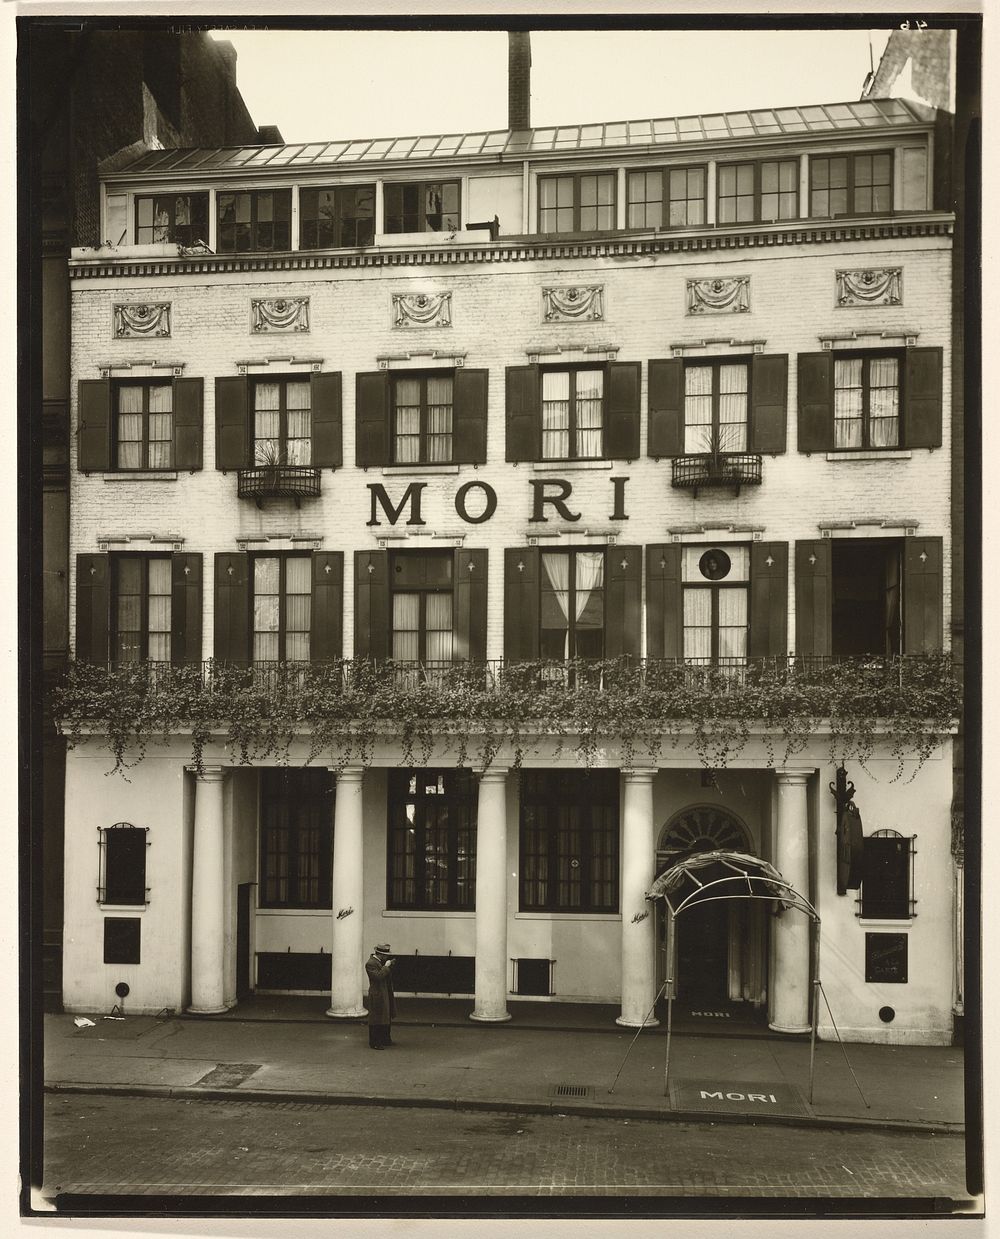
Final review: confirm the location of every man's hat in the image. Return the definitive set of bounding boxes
[375,943,391,954]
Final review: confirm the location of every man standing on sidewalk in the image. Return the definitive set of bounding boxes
[365,943,397,1050]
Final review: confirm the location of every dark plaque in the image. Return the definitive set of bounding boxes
[865,932,908,983]
[103,917,141,965]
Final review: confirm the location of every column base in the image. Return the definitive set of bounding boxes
[768,1021,811,1035]
[325,1006,367,1019]
[616,1015,660,1029]
[470,1010,512,1023]
[187,1004,230,1015]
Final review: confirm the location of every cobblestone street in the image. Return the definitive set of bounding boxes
[41,1093,970,1201]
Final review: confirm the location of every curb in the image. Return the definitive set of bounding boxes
[43,1081,965,1137]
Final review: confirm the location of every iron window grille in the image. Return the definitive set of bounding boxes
[97,823,150,906]
[810,151,893,218]
[538,171,617,233]
[134,193,209,245]
[512,957,556,996]
[113,379,173,470]
[857,829,917,920]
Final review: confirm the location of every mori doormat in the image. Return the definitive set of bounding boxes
[669,1079,808,1117]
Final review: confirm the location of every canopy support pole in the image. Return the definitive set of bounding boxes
[663,964,675,1098]
[607,979,666,1095]
[818,979,871,1109]
[808,914,820,1104]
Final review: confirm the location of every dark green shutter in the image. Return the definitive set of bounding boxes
[750,354,788,454]
[454,548,487,662]
[797,352,833,453]
[504,546,540,661]
[215,377,249,470]
[903,536,943,652]
[78,380,111,472]
[171,553,202,666]
[453,369,488,464]
[605,362,641,460]
[311,551,344,662]
[749,542,788,658]
[647,359,684,457]
[505,365,540,462]
[645,544,683,659]
[605,545,641,657]
[795,539,832,657]
[354,549,389,661]
[75,553,110,664]
[904,347,943,449]
[311,372,343,468]
[173,378,204,471]
[213,552,249,665]
[356,372,390,467]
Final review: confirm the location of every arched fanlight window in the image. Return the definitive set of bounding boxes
[658,805,752,857]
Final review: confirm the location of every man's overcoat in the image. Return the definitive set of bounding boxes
[365,953,397,1025]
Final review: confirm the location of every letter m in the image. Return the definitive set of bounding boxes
[367,482,427,527]
[700,1091,724,1100]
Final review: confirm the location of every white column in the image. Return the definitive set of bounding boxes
[471,767,511,1023]
[617,769,659,1028]
[189,765,228,1014]
[327,767,367,1018]
[770,770,812,1034]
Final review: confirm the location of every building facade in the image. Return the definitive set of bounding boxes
[59,89,959,1044]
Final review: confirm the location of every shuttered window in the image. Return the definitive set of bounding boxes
[507,363,638,463]
[682,546,750,664]
[540,550,605,660]
[357,369,486,466]
[393,373,453,463]
[252,377,312,466]
[391,551,454,663]
[252,555,312,663]
[112,555,172,664]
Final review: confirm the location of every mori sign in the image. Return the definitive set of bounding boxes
[366,477,631,527]
[671,1080,807,1116]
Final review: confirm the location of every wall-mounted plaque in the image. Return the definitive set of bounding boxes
[865,932,907,984]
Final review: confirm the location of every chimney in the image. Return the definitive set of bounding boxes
[508,31,531,131]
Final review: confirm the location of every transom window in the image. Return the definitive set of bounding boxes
[299,184,375,248]
[538,172,616,233]
[811,152,892,218]
[216,189,292,252]
[114,381,173,470]
[134,193,208,245]
[717,159,798,224]
[112,555,171,664]
[252,555,311,663]
[541,367,604,459]
[683,360,749,454]
[833,354,900,449]
[682,545,749,664]
[259,769,333,909]
[627,166,706,229]
[384,180,460,233]
[519,770,619,913]
[391,551,453,664]
[392,372,454,463]
[253,378,312,465]
[541,549,605,660]
[388,769,476,910]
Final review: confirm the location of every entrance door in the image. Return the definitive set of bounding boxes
[236,883,253,1000]
[677,898,730,1005]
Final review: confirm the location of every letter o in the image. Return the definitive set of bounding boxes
[455,480,498,524]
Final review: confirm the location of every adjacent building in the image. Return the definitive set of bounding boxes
[58,43,961,1044]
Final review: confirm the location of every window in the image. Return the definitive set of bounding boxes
[216,189,292,252]
[384,181,460,233]
[114,381,173,470]
[682,360,749,454]
[717,159,798,224]
[831,539,901,657]
[627,166,706,229]
[135,193,209,245]
[98,823,148,905]
[259,769,333,909]
[112,555,172,664]
[540,549,605,660]
[252,378,312,465]
[833,354,900,450]
[810,152,892,218]
[387,769,476,910]
[860,831,914,919]
[538,172,616,233]
[392,372,454,463]
[519,770,619,912]
[391,551,453,663]
[682,545,749,664]
[299,184,375,248]
[252,555,311,662]
[541,367,604,459]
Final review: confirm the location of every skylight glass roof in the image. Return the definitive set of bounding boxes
[119,98,933,176]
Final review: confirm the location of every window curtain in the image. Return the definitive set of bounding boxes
[285,381,312,466]
[541,371,570,459]
[426,375,453,462]
[833,358,863,449]
[115,558,142,663]
[718,364,748,452]
[575,370,603,458]
[253,557,280,661]
[868,357,899,448]
[394,378,421,463]
[146,558,172,662]
[392,593,420,661]
[147,384,173,469]
[424,592,453,662]
[717,588,748,660]
[683,589,712,661]
[284,556,311,661]
[541,553,571,656]
[684,366,713,454]
[117,385,144,469]
[254,382,281,463]
[574,550,604,622]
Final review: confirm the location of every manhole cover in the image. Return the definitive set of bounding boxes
[552,1084,592,1099]
[194,1062,261,1089]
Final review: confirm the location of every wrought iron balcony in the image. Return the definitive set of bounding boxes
[237,464,321,507]
[671,452,763,496]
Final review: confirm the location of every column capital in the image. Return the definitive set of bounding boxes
[334,766,365,785]
[478,766,509,783]
[188,763,226,783]
[775,769,813,786]
[622,768,657,783]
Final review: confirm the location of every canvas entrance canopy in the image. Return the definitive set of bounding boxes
[645,849,813,920]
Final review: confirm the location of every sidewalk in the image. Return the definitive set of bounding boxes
[43,1001,966,1134]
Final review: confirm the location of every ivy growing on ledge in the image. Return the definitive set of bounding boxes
[52,655,961,782]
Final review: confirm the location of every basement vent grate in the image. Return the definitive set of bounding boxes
[552,1084,592,1099]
